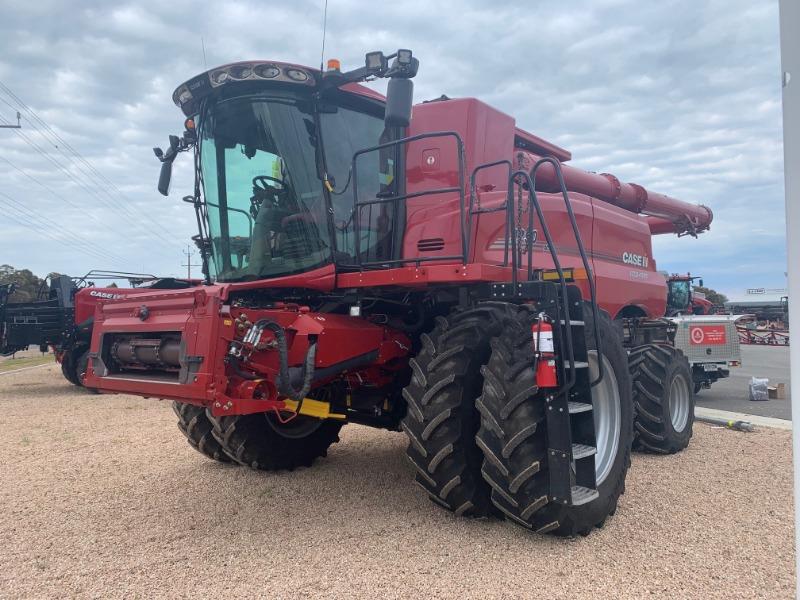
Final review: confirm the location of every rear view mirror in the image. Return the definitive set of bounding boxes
[154,135,184,196]
[158,161,173,196]
[385,77,413,128]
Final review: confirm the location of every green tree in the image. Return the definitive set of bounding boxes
[0,265,47,302]
[694,285,728,306]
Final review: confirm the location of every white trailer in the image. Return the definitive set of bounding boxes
[667,314,742,393]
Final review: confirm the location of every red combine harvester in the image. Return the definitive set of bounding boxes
[666,273,715,315]
[84,50,713,536]
[1,271,197,386]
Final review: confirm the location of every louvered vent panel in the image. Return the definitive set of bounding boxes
[417,238,445,252]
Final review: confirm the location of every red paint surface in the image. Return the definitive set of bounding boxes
[73,286,179,324]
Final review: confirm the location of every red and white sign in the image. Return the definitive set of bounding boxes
[689,325,727,345]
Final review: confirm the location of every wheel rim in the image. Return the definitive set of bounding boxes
[669,373,691,433]
[264,413,323,439]
[588,351,621,486]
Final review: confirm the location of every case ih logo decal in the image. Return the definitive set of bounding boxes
[89,290,124,300]
[689,325,727,345]
[622,252,649,267]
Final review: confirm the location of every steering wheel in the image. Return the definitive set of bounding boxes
[252,175,285,192]
[251,175,289,219]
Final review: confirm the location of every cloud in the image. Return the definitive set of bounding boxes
[0,0,786,297]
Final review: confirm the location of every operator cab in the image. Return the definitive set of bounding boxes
[666,275,704,315]
[667,278,691,313]
[155,52,418,283]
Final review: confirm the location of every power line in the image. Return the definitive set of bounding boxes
[0,88,182,245]
[0,190,126,264]
[0,106,180,250]
[0,192,127,266]
[0,154,132,264]
[0,110,179,254]
[0,82,184,247]
[1,209,118,266]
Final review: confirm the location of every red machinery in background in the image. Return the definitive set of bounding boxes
[666,274,716,316]
[1,271,197,386]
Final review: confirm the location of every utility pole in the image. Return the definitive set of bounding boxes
[181,245,199,279]
[778,1,798,596]
[0,111,22,129]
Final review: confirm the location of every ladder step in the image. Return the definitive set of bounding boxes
[571,485,599,506]
[568,361,589,369]
[559,320,585,326]
[572,443,596,460]
[568,401,593,414]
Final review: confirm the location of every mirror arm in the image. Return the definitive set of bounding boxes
[153,129,196,196]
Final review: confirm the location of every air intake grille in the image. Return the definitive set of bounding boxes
[417,238,445,252]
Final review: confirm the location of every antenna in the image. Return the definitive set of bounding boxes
[319,0,329,71]
[201,36,208,70]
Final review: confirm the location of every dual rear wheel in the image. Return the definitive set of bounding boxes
[402,302,634,536]
[401,303,695,535]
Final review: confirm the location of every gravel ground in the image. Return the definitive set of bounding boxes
[0,363,795,599]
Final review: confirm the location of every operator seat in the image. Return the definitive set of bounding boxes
[248,202,277,275]
[247,176,310,275]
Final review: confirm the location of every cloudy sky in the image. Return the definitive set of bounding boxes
[0,0,786,298]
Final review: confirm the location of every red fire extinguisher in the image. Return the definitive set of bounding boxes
[532,314,558,388]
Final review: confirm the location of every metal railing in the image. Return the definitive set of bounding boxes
[346,131,468,269]
[343,135,604,386]
[530,158,604,387]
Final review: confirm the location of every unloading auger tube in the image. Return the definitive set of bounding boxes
[532,160,713,236]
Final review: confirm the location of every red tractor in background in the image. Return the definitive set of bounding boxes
[84,50,714,536]
[666,273,716,316]
[1,271,197,386]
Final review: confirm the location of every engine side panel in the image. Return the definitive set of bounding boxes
[591,200,666,318]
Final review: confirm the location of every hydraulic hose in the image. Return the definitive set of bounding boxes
[254,319,316,403]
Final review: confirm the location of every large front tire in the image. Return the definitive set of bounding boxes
[629,344,694,454]
[173,402,232,463]
[476,304,633,536]
[209,411,343,471]
[401,303,513,517]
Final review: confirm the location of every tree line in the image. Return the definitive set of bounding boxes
[0,265,61,302]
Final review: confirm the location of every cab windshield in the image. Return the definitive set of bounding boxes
[667,280,690,311]
[198,93,385,282]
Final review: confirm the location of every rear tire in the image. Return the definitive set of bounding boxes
[476,304,633,536]
[401,303,513,517]
[209,410,343,471]
[173,401,232,463]
[629,344,694,454]
[61,349,81,386]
